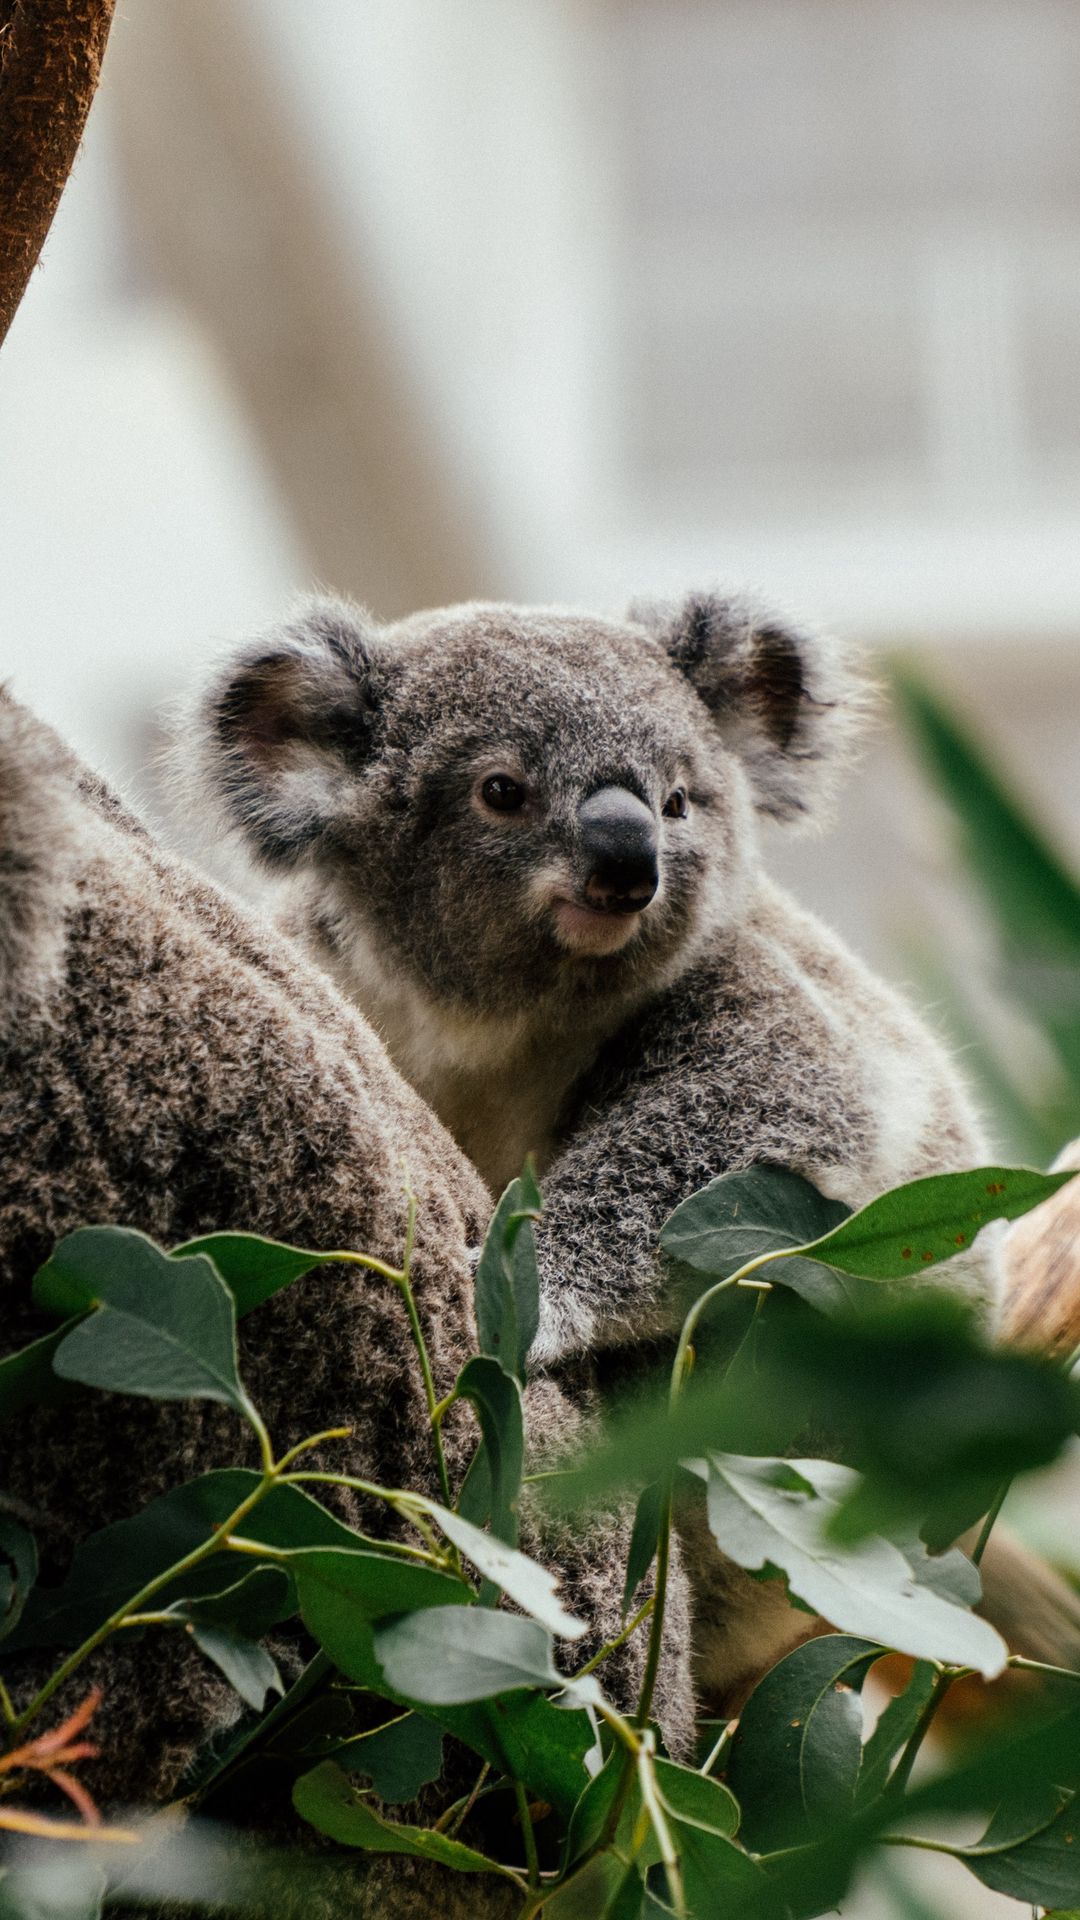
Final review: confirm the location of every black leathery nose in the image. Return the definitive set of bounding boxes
[578,785,659,912]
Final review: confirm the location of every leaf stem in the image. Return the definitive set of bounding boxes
[434,1759,491,1836]
[6,1470,277,1743]
[515,1778,541,1889]
[633,1481,673,1731]
[885,1665,964,1798]
[699,1717,737,1777]
[574,1596,655,1680]
[970,1477,1012,1567]
[1008,1654,1080,1684]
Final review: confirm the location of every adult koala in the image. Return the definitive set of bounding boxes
[190,591,1003,1706]
[0,690,692,1917]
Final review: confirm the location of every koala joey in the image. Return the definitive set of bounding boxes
[192,589,998,1371]
[186,590,1047,1713]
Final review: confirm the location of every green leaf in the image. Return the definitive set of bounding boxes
[570,1748,740,1864]
[336,1712,445,1804]
[857,1661,937,1803]
[795,1165,1076,1281]
[161,1566,290,1709]
[548,1286,1080,1546]
[622,1480,665,1617]
[661,1164,850,1288]
[452,1355,525,1548]
[374,1605,590,1707]
[264,1626,596,1819]
[166,1565,293,1639]
[289,1548,466,1682]
[425,1503,585,1638]
[726,1634,881,1852]
[169,1231,326,1316]
[655,1762,765,1915]
[293,1759,519,1879]
[0,1322,86,1425]
[188,1623,283,1711]
[38,1227,249,1417]
[0,1515,37,1644]
[951,1787,1080,1904]
[540,1857,631,1918]
[9,1470,357,1650]
[473,1167,542,1382]
[696,1454,1007,1675]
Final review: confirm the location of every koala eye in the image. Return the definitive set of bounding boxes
[480,774,527,813]
[662,786,689,820]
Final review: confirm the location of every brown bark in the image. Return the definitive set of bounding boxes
[1000,1138,1080,1356]
[0,0,116,347]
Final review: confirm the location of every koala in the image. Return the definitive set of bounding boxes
[186,589,1024,1708]
[0,690,693,1918]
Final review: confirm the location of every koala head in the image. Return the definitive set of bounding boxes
[191,593,868,1019]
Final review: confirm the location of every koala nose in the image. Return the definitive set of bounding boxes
[578,786,659,913]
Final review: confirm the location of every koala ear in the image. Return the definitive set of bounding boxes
[631,589,873,826]
[195,598,388,868]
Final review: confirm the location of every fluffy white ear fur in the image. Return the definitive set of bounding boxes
[182,597,384,870]
[631,590,875,827]
[0,694,83,1036]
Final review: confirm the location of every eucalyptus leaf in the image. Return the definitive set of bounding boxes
[9,1470,358,1650]
[796,1165,1076,1281]
[164,1566,292,1638]
[38,1227,249,1417]
[569,1747,739,1863]
[473,1165,542,1382]
[293,1759,519,1880]
[857,1661,936,1802]
[336,1712,445,1804]
[169,1232,327,1316]
[950,1788,1080,1904]
[374,1604,591,1708]
[0,1321,86,1424]
[661,1164,850,1291]
[425,1503,585,1637]
[452,1354,525,1548]
[289,1548,466,1682]
[263,1617,596,1817]
[189,1623,283,1711]
[727,1633,882,1852]
[622,1479,665,1617]
[697,1454,1007,1675]
[0,1514,37,1644]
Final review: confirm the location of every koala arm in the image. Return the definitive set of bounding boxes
[529,930,996,1370]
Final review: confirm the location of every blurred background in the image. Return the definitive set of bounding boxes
[3,5,1080,1910]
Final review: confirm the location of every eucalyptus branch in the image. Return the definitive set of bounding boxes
[573,1596,655,1680]
[7,1468,278,1742]
[1009,1654,1080,1684]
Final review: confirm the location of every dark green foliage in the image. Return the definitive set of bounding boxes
[4,1158,1080,1920]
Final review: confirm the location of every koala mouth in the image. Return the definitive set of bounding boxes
[551,897,645,957]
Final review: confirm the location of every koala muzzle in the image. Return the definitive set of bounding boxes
[578,785,659,913]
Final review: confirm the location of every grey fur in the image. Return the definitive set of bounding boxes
[0,691,694,1915]
[187,588,1003,1708]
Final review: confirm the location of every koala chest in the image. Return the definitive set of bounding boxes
[315,916,602,1193]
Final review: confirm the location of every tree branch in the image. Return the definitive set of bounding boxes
[0,0,116,347]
